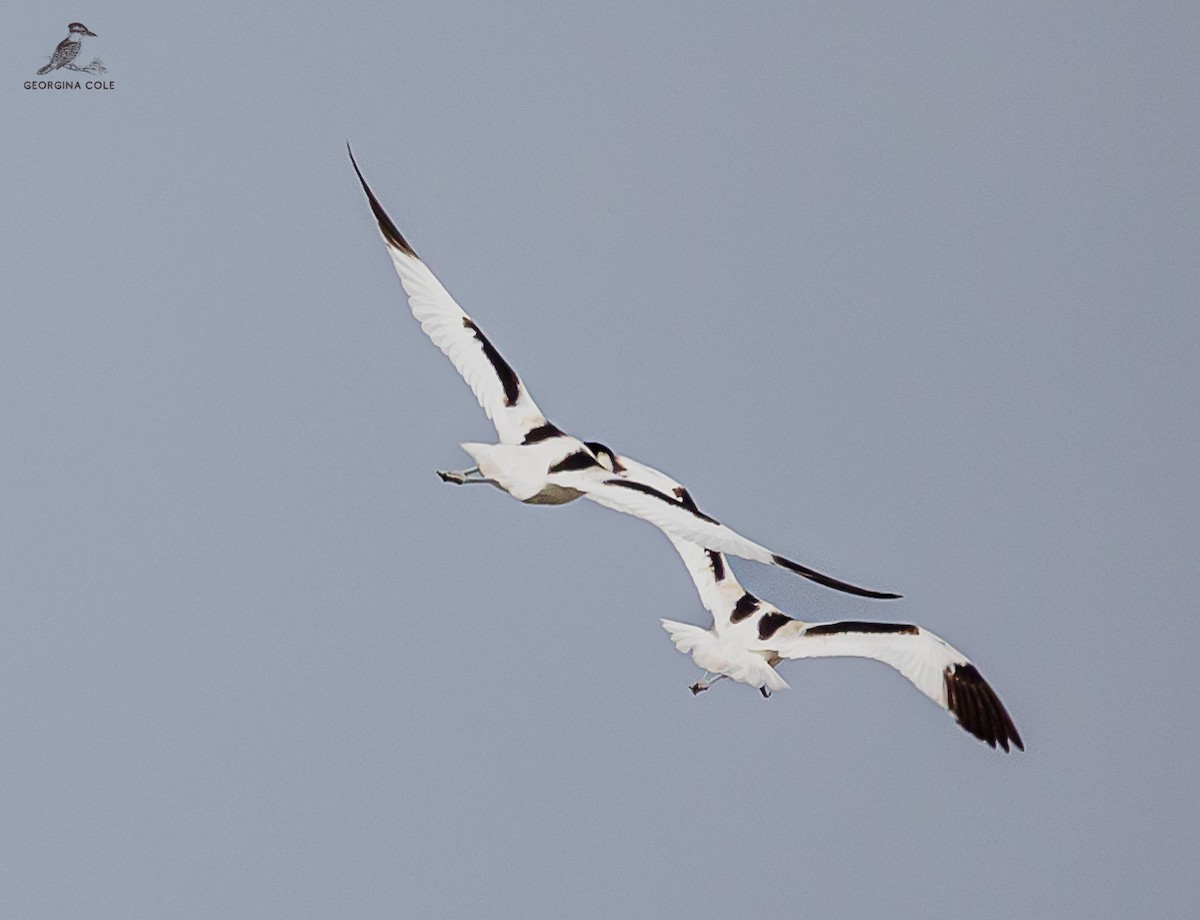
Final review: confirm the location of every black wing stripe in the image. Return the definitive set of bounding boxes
[603,479,720,525]
[730,593,760,624]
[803,621,919,637]
[705,549,726,582]
[549,449,601,473]
[348,146,418,258]
[757,612,794,641]
[523,422,565,445]
[463,318,521,407]
[770,554,902,600]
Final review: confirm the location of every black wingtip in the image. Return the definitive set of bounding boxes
[944,664,1024,752]
[770,554,901,600]
[346,145,418,258]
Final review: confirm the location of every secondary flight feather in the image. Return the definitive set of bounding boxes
[349,147,899,600]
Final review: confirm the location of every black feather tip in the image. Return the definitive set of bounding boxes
[944,663,1024,752]
[347,144,419,258]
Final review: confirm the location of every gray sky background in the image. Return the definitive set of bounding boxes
[4,3,1199,918]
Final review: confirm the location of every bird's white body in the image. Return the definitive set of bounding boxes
[459,440,585,504]
[662,619,788,693]
[349,149,899,600]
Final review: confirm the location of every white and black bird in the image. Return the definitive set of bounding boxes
[38,22,96,74]
[658,528,1022,749]
[349,148,898,599]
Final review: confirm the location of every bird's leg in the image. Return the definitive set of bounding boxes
[436,467,495,485]
[689,673,728,695]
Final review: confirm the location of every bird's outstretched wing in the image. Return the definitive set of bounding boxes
[663,534,742,622]
[349,148,548,445]
[657,515,1018,749]
[765,619,1023,751]
[557,457,900,599]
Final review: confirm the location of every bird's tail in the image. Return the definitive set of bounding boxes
[458,441,543,499]
[37,63,53,74]
[660,619,709,654]
[660,619,790,693]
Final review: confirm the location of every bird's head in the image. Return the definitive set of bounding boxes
[67,23,97,37]
[584,441,625,473]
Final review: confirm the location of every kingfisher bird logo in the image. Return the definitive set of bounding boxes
[37,22,106,75]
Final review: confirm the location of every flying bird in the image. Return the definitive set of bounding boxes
[658,525,1022,750]
[38,22,96,74]
[349,147,899,600]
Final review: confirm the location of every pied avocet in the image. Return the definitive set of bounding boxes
[592,449,1020,750]
[350,148,898,600]
[659,530,1022,750]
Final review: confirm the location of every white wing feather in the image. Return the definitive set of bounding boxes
[351,151,546,444]
[767,623,961,708]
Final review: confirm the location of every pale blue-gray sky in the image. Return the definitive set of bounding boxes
[4,3,1199,918]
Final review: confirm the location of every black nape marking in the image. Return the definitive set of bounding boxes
[943,663,1024,753]
[584,441,626,473]
[604,479,720,525]
[548,449,601,473]
[770,554,902,600]
[462,318,521,407]
[347,146,418,258]
[705,549,726,582]
[730,593,760,623]
[803,621,919,637]
[758,612,793,641]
